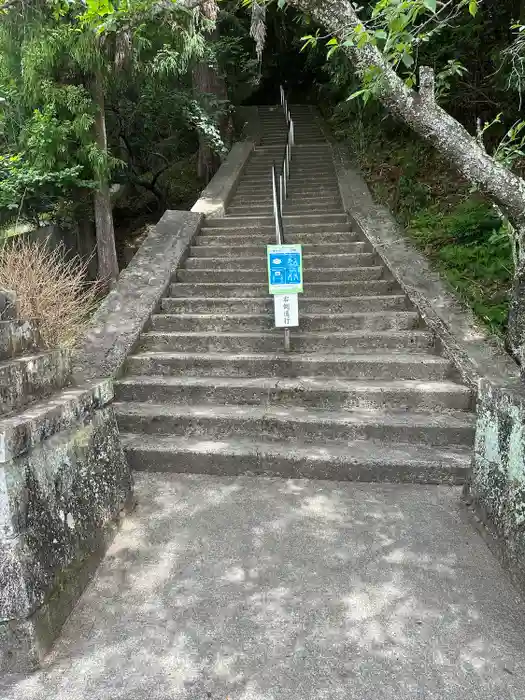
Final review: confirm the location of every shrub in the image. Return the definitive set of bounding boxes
[0,236,100,348]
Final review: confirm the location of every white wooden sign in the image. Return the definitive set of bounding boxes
[274,294,299,328]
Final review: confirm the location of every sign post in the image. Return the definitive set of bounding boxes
[267,244,303,351]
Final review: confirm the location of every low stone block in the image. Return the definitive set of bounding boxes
[0,320,41,361]
[0,406,133,672]
[0,379,113,464]
[0,349,71,417]
[465,379,525,590]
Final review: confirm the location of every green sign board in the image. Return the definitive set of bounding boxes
[267,244,303,295]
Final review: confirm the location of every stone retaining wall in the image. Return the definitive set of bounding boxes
[464,381,525,591]
[0,292,133,672]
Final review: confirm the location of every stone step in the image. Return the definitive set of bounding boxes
[227,205,341,216]
[201,213,348,228]
[0,379,113,463]
[236,181,340,191]
[229,195,341,206]
[0,319,41,361]
[115,376,473,412]
[239,170,336,180]
[189,242,368,257]
[248,164,333,174]
[150,311,421,333]
[168,280,398,297]
[239,177,339,188]
[195,232,358,244]
[184,253,377,269]
[115,403,474,447]
[245,160,334,170]
[138,330,434,355]
[176,267,385,283]
[198,226,355,238]
[125,351,451,381]
[119,433,470,484]
[0,349,71,417]
[160,295,412,315]
[234,189,342,200]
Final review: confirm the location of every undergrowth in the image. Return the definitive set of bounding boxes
[0,237,100,348]
[331,106,512,335]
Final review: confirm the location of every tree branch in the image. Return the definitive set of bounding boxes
[419,65,435,106]
[285,0,525,232]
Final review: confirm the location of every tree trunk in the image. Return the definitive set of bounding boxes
[192,0,228,183]
[93,69,119,285]
[286,0,525,363]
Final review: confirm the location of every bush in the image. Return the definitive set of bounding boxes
[0,237,100,348]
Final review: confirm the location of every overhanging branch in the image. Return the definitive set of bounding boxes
[285,0,525,231]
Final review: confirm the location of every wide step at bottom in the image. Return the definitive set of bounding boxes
[120,433,470,484]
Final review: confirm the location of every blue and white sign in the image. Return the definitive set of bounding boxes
[267,244,303,295]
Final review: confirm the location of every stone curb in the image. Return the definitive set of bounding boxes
[73,210,202,384]
[191,141,254,218]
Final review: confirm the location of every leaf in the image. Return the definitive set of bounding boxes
[469,0,477,16]
[374,30,387,40]
[327,37,338,46]
[277,0,286,8]
[401,52,414,68]
[423,0,437,12]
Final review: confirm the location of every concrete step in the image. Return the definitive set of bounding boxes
[199,225,354,237]
[124,351,452,381]
[184,253,377,269]
[115,376,473,412]
[242,171,337,181]
[234,189,341,200]
[150,311,421,333]
[120,433,470,484]
[195,232,358,244]
[227,205,341,216]
[176,267,385,283]
[138,330,434,354]
[189,242,369,257]
[115,403,475,447]
[160,295,412,315]
[239,176,339,188]
[168,281,398,297]
[229,195,341,206]
[201,214,348,228]
[0,349,71,417]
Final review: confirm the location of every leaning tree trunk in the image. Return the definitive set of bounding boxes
[192,0,229,183]
[92,68,119,286]
[286,0,525,364]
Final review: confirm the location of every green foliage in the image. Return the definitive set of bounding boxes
[0,154,93,226]
[329,100,511,335]
[0,0,237,230]
[407,202,511,333]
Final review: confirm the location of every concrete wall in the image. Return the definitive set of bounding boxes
[465,381,525,591]
[0,292,133,672]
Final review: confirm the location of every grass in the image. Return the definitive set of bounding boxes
[335,109,512,335]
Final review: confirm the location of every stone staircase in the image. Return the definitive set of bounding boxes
[115,105,475,483]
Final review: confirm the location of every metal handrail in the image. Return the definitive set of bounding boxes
[272,164,284,245]
[272,87,295,246]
